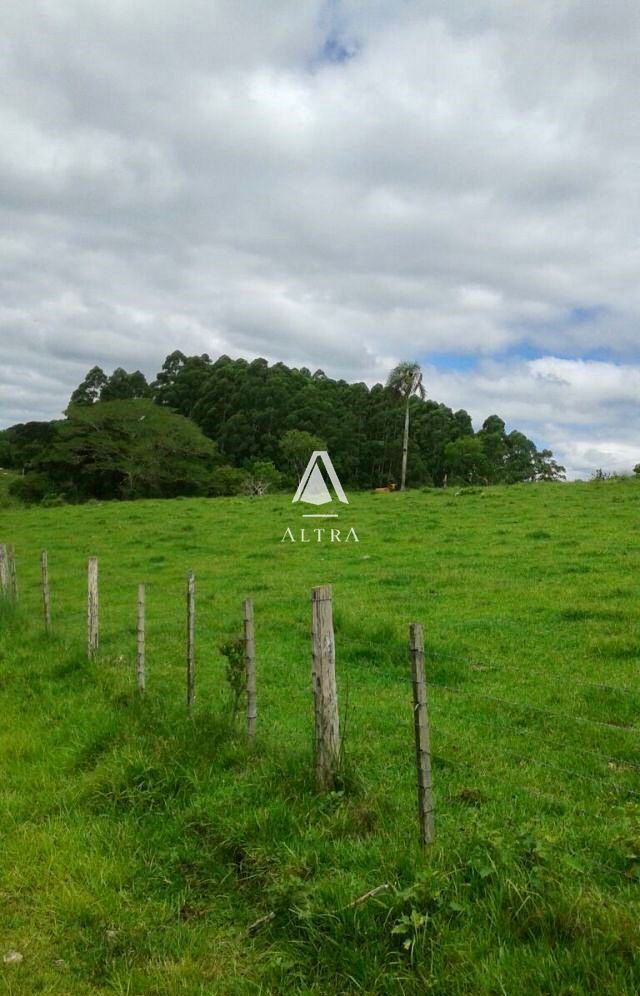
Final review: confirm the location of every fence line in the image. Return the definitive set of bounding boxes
[430,726,640,807]
[243,598,256,741]
[311,585,341,790]
[186,571,195,713]
[87,556,98,659]
[426,705,640,774]
[136,583,145,696]
[8,544,17,603]
[0,544,8,596]
[425,648,640,699]
[409,623,434,846]
[423,680,640,737]
[41,550,51,632]
[0,541,638,879]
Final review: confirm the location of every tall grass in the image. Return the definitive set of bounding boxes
[0,478,639,993]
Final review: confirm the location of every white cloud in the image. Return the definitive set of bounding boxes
[422,357,640,477]
[1,0,639,478]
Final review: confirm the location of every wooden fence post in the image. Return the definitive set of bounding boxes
[0,544,7,597]
[41,550,51,632]
[136,583,145,696]
[310,584,341,790]
[186,571,195,713]
[243,598,256,740]
[87,556,99,659]
[7,544,17,603]
[409,623,434,846]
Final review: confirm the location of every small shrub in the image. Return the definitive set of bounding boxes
[9,472,52,504]
[219,637,245,718]
[41,492,66,507]
[208,465,247,497]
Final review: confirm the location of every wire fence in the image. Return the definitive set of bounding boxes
[1,539,639,901]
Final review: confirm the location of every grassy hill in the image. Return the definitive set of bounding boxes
[1,479,639,994]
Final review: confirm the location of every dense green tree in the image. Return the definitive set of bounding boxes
[8,472,53,504]
[444,436,489,484]
[504,430,537,483]
[535,449,566,481]
[153,351,212,416]
[386,361,426,490]
[0,432,11,467]
[0,421,59,472]
[100,367,151,402]
[68,365,108,407]
[43,353,560,500]
[68,365,150,408]
[279,429,326,481]
[38,400,217,500]
[242,460,283,496]
[478,415,508,482]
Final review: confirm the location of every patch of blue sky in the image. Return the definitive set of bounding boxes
[502,304,640,363]
[420,305,639,372]
[309,0,360,69]
[495,342,616,363]
[320,34,359,63]
[568,305,607,324]
[419,351,477,372]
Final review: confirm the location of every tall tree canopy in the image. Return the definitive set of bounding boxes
[385,361,426,491]
[0,352,562,502]
[10,401,218,502]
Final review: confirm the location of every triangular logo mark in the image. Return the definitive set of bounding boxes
[292,451,349,506]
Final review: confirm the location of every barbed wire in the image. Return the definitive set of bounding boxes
[430,729,640,806]
[428,705,640,773]
[3,564,639,784]
[424,648,639,699]
[425,680,640,737]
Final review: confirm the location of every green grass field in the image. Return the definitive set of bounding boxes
[1,479,639,994]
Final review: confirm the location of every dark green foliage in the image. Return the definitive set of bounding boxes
[100,367,151,402]
[279,429,326,481]
[243,460,283,496]
[535,449,567,481]
[219,637,246,718]
[208,464,249,496]
[69,364,108,406]
[146,352,547,488]
[5,354,558,503]
[444,436,489,484]
[0,432,12,466]
[68,365,150,407]
[30,400,218,501]
[8,471,53,504]
[0,420,59,471]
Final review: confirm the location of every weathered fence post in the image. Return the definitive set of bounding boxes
[409,623,434,846]
[136,583,145,696]
[310,584,341,790]
[87,556,99,659]
[7,544,17,603]
[41,550,51,632]
[186,571,195,713]
[0,544,8,597]
[243,598,256,740]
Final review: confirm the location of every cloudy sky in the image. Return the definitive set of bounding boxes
[1,0,639,478]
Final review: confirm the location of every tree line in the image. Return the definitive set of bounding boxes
[0,351,565,503]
